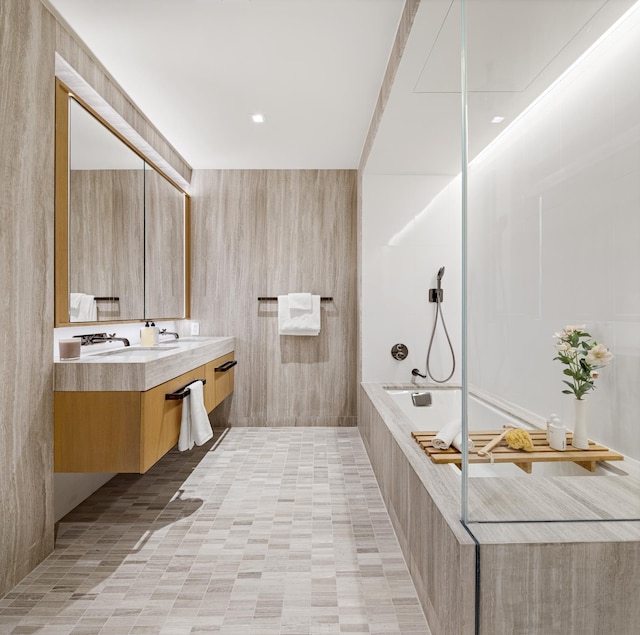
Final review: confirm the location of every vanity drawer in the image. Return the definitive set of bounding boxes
[140,366,206,473]
[204,352,236,411]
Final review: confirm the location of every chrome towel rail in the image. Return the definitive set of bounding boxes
[165,378,206,400]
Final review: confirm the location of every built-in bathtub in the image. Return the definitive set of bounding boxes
[358,382,640,635]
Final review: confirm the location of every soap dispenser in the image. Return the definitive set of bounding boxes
[150,322,159,346]
[140,321,154,347]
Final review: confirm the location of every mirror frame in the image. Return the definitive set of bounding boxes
[55,79,191,326]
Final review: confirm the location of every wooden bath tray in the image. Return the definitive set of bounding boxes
[411,430,624,473]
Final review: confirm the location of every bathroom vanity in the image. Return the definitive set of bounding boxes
[54,337,234,473]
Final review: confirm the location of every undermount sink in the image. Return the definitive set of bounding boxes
[92,346,179,358]
[159,337,211,343]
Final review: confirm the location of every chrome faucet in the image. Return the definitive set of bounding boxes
[74,333,130,347]
[159,328,180,339]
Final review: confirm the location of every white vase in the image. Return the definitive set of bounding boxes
[572,398,590,450]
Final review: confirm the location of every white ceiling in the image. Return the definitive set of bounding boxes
[48,0,637,176]
[48,0,405,170]
[365,0,637,175]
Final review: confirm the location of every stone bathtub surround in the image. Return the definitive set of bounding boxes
[54,336,234,391]
[359,383,640,635]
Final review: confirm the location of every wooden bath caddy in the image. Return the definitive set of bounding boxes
[411,429,624,473]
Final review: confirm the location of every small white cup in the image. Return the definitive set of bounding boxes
[59,338,81,360]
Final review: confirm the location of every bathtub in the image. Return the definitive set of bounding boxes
[384,386,619,477]
[359,382,640,635]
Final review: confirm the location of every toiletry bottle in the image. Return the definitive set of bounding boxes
[548,416,566,451]
[546,413,559,443]
[141,321,154,347]
[151,322,159,346]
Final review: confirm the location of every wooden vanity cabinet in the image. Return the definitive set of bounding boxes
[54,354,235,473]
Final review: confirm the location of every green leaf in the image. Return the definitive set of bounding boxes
[562,389,574,395]
[563,369,574,376]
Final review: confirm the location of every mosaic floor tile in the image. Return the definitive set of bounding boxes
[1,429,429,635]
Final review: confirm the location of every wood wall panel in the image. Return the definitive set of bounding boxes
[0,0,56,597]
[191,170,357,427]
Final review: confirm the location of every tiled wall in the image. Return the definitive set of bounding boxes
[191,170,357,427]
[361,174,462,384]
[0,0,55,597]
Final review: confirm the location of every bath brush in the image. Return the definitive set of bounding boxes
[504,428,535,452]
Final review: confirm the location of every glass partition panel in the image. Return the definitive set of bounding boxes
[463,0,640,522]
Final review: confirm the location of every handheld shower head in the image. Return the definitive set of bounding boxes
[437,266,445,288]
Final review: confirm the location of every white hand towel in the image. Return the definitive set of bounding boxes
[288,292,313,316]
[69,292,97,322]
[432,420,475,451]
[178,381,212,451]
[278,294,321,336]
[189,380,213,446]
[178,393,194,452]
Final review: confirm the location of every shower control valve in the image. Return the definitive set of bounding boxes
[391,343,409,361]
[429,288,443,303]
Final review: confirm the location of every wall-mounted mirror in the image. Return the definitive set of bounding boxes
[55,80,189,325]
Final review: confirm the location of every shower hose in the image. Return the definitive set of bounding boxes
[425,291,455,383]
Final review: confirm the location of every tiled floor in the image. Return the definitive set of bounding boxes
[0,428,430,635]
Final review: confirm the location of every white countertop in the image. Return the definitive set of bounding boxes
[54,336,235,391]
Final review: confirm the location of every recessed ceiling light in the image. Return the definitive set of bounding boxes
[491,116,505,124]
[252,113,265,124]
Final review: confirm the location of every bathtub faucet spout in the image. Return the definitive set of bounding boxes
[411,368,427,379]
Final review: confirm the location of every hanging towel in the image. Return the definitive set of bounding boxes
[178,381,213,451]
[277,294,321,336]
[288,292,313,316]
[432,419,474,451]
[69,292,97,322]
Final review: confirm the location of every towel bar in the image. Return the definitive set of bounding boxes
[165,378,206,400]
[94,296,119,302]
[258,296,333,302]
[214,360,237,372]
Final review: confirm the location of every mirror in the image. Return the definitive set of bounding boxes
[68,98,145,321]
[55,80,189,325]
[144,167,187,319]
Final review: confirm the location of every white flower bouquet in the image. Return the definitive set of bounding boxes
[553,325,613,400]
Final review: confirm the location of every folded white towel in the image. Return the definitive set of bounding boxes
[288,292,313,316]
[69,292,97,322]
[178,381,213,451]
[278,294,321,336]
[432,419,474,451]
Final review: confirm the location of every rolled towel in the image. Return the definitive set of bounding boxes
[432,419,474,451]
[451,431,475,452]
[432,419,461,450]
